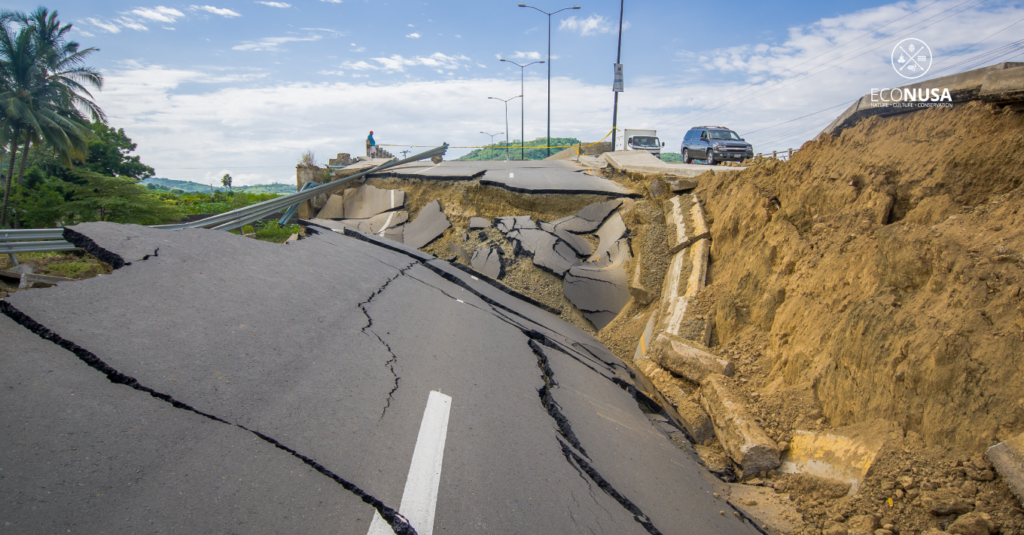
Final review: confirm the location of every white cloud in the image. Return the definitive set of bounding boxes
[318,70,345,76]
[510,51,542,61]
[130,6,185,23]
[321,0,343,3]
[233,35,322,51]
[76,29,96,37]
[190,5,242,17]
[84,18,122,33]
[406,32,421,39]
[340,52,471,73]
[408,24,414,27]
[116,17,149,31]
[455,34,461,38]
[163,27,175,30]
[256,1,292,7]
[351,45,366,52]
[559,15,624,36]
[476,63,486,68]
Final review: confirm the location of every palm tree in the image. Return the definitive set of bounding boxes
[0,9,103,226]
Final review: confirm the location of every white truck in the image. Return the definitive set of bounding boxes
[614,128,664,159]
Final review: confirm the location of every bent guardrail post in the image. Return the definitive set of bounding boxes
[277,181,315,227]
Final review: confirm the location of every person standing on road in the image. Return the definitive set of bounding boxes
[367,130,377,158]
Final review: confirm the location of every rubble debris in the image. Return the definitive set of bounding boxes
[650,332,734,384]
[495,215,538,234]
[506,228,576,276]
[469,217,491,229]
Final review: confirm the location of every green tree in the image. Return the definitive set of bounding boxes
[81,122,154,179]
[0,8,103,226]
[60,168,179,225]
[221,173,232,189]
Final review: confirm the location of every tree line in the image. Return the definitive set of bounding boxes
[0,8,272,229]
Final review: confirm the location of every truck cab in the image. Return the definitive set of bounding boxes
[614,128,664,159]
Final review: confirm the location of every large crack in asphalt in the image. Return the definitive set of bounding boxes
[0,300,418,535]
[357,261,416,419]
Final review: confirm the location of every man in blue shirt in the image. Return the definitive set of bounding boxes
[367,130,376,158]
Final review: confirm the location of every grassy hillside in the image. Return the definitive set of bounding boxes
[143,177,295,194]
[458,137,581,161]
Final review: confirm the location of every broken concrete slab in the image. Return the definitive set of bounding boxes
[316,194,347,219]
[403,200,450,249]
[469,217,491,229]
[628,259,653,305]
[587,210,627,262]
[341,211,409,235]
[342,184,405,220]
[651,333,734,384]
[551,199,623,234]
[562,239,631,330]
[663,177,698,193]
[664,195,711,253]
[471,247,503,279]
[987,431,1024,505]
[495,215,538,234]
[779,419,899,494]
[577,155,608,169]
[676,397,716,446]
[506,228,576,276]
[700,374,780,476]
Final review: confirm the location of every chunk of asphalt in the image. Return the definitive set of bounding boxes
[469,217,491,229]
[563,239,632,330]
[551,199,623,234]
[471,247,504,279]
[541,222,594,258]
[495,215,537,234]
[449,242,472,263]
[506,228,575,277]
[587,211,627,262]
[403,199,451,249]
[340,211,410,235]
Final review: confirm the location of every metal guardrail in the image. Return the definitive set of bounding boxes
[1,143,449,258]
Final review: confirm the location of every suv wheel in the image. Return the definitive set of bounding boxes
[683,149,691,164]
[706,150,715,166]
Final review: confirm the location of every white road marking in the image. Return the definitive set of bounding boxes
[366,391,453,535]
[377,212,396,236]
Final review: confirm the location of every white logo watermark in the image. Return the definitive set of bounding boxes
[892,38,932,79]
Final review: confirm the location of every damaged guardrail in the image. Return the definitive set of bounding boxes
[1,143,449,255]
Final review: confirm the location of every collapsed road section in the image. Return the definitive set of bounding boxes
[0,222,762,534]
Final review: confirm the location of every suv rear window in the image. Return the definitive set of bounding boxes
[709,130,741,140]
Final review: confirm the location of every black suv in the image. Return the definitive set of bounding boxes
[680,126,753,165]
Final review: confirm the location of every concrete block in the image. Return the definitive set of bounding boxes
[663,177,698,193]
[779,420,897,494]
[690,194,710,238]
[316,194,346,219]
[651,332,734,384]
[687,238,710,299]
[986,430,1024,505]
[659,250,691,336]
[676,396,716,445]
[699,374,780,475]
[341,184,405,220]
[628,258,653,305]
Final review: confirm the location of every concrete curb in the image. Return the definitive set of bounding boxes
[987,431,1024,505]
[651,332,734,384]
[700,375,781,477]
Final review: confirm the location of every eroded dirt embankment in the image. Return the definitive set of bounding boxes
[696,101,1024,453]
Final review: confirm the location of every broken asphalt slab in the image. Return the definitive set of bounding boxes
[563,239,632,331]
[402,199,451,249]
[470,247,503,279]
[481,167,635,197]
[506,228,578,277]
[2,222,763,534]
[551,199,623,234]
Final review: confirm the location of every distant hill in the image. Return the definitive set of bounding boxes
[142,177,295,194]
[457,137,581,161]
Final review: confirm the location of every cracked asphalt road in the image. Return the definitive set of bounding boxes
[0,222,762,535]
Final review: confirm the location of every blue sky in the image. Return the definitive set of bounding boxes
[8,0,1024,184]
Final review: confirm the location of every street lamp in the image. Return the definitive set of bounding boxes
[518,3,581,157]
[500,58,544,160]
[488,96,522,161]
[480,131,504,146]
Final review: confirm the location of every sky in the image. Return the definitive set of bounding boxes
[7,0,1024,185]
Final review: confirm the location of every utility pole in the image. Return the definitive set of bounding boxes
[488,96,522,160]
[611,0,624,150]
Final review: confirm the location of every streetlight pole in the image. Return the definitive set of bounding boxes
[488,96,522,160]
[500,58,544,160]
[480,131,504,146]
[612,0,624,150]
[518,4,581,158]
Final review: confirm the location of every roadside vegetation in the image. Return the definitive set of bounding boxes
[458,136,581,161]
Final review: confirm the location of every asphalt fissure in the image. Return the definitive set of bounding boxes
[356,263,415,419]
[526,335,589,459]
[63,227,129,269]
[0,300,418,535]
[557,438,665,535]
